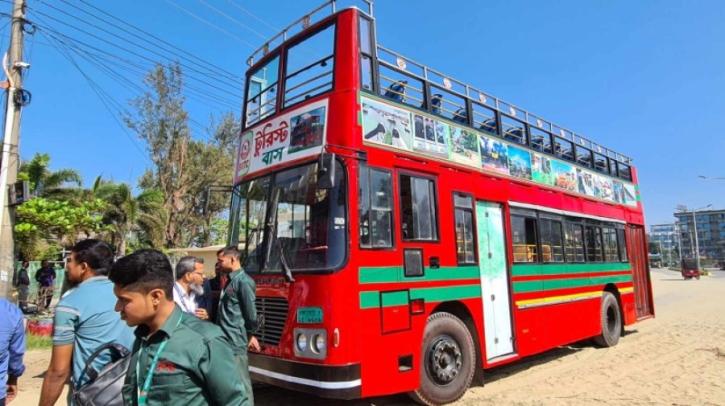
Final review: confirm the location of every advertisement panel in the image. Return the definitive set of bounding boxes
[235,99,328,182]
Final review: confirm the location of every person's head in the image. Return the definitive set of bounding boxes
[175,256,205,295]
[41,260,49,268]
[216,246,242,273]
[66,239,115,284]
[22,261,29,268]
[214,261,221,277]
[109,249,174,327]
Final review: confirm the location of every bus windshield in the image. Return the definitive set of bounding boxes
[238,161,347,274]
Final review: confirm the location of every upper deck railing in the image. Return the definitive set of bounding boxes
[244,0,634,169]
[245,0,374,67]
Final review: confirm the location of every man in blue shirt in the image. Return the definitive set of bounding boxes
[39,239,134,406]
[35,260,56,310]
[0,298,25,406]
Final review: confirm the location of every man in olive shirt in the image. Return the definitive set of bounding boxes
[216,246,259,405]
[109,249,248,406]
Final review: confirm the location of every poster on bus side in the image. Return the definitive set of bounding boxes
[532,153,554,185]
[234,99,329,182]
[411,115,449,159]
[507,145,532,181]
[362,98,413,150]
[479,135,509,175]
[359,94,639,208]
[551,160,577,192]
[449,127,479,167]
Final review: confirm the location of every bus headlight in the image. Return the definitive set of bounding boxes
[296,333,308,352]
[312,334,326,353]
[293,328,327,359]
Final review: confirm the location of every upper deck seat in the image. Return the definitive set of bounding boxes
[504,127,525,144]
[532,135,544,151]
[595,159,607,172]
[422,94,443,115]
[479,119,498,134]
[452,108,468,124]
[384,80,407,102]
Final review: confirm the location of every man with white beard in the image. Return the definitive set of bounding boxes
[173,256,209,320]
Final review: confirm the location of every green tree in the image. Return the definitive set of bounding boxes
[126,63,238,248]
[18,153,83,199]
[92,177,167,255]
[14,198,109,259]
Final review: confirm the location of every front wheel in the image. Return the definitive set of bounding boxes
[593,292,622,348]
[409,312,476,406]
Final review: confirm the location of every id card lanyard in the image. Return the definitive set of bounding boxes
[137,314,183,405]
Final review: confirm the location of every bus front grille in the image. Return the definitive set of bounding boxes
[255,296,289,346]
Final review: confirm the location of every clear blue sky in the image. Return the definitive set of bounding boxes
[5,0,724,228]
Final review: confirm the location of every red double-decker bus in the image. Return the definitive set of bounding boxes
[229,1,654,404]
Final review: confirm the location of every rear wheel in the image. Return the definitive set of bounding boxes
[409,312,476,406]
[593,292,622,348]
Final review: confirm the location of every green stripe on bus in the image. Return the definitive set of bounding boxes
[360,284,482,309]
[359,266,480,284]
[513,274,633,293]
[512,262,630,277]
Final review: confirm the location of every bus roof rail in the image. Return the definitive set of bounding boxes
[376,44,633,165]
[246,0,374,67]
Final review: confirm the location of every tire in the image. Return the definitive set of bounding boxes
[696,276,701,280]
[593,292,622,348]
[409,312,476,406]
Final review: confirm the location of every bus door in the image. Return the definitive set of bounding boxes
[627,225,654,319]
[475,201,515,360]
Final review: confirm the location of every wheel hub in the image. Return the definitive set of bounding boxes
[427,335,463,385]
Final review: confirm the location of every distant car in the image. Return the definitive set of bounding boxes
[681,258,701,280]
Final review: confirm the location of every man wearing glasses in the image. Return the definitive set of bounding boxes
[173,257,209,320]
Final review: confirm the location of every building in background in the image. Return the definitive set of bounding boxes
[674,208,725,262]
[648,223,678,266]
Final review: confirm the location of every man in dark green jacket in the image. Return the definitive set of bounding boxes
[109,249,249,406]
[216,246,259,405]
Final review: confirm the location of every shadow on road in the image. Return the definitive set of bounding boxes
[254,332,641,405]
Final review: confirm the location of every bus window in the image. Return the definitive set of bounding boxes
[618,163,632,182]
[245,55,280,126]
[617,227,628,262]
[565,223,585,262]
[400,174,438,241]
[602,227,619,262]
[359,165,393,248]
[453,193,476,264]
[585,225,604,262]
[284,23,336,108]
[359,16,375,92]
[511,215,537,263]
[239,176,272,273]
[501,115,527,145]
[539,218,564,263]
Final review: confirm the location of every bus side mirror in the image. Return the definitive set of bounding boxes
[317,153,336,189]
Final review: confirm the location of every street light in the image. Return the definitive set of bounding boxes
[676,204,712,270]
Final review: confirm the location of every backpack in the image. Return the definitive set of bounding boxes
[71,342,132,406]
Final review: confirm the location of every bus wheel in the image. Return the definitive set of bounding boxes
[593,292,622,348]
[409,312,475,406]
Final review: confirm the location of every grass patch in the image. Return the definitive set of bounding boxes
[26,334,53,350]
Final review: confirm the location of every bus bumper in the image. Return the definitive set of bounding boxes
[249,353,362,399]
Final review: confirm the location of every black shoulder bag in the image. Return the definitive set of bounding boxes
[71,342,133,406]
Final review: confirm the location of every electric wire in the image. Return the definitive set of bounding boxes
[161,0,257,50]
[60,0,242,83]
[29,4,243,96]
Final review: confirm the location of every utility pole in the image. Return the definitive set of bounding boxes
[0,0,26,299]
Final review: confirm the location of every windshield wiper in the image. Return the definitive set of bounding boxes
[262,189,295,282]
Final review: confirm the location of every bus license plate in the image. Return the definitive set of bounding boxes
[297,307,323,324]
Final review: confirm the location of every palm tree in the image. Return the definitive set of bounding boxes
[92,177,167,255]
[18,153,83,198]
